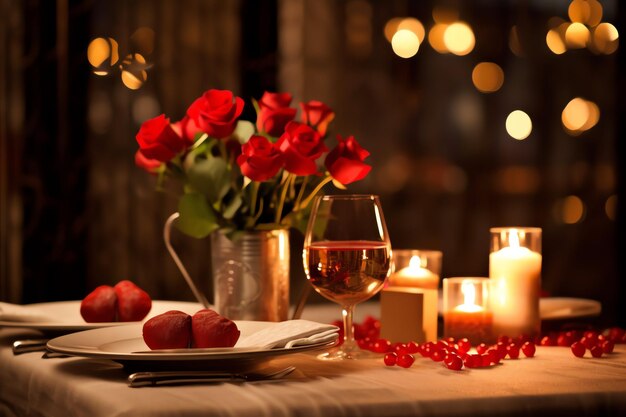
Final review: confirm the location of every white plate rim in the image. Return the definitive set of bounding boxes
[0,300,204,331]
[46,322,336,362]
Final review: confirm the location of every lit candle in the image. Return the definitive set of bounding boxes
[444,279,493,344]
[489,228,542,338]
[389,255,439,289]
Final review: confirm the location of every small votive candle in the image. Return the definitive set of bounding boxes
[387,250,442,290]
[489,227,542,338]
[443,277,493,345]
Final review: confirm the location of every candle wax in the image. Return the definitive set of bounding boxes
[389,266,439,290]
[444,306,493,345]
[490,246,541,338]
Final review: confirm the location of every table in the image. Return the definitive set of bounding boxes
[1,304,625,417]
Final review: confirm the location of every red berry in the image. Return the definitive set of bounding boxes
[497,335,512,344]
[436,340,449,351]
[373,339,392,353]
[607,327,625,343]
[580,335,597,350]
[431,349,445,362]
[601,340,614,354]
[540,335,555,346]
[406,341,420,354]
[506,343,520,359]
[557,333,573,347]
[463,354,478,368]
[571,341,586,358]
[445,337,456,344]
[521,341,536,357]
[397,354,415,368]
[384,352,398,366]
[392,342,408,355]
[476,343,489,355]
[456,338,471,353]
[590,345,603,358]
[444,354,463,371]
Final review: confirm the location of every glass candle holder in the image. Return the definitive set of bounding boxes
[443,277,493,344]
[387,249,442,290]
[489,227,542,338]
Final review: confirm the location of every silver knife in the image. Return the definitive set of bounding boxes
[12,339,49,355]
[127,366,296,387]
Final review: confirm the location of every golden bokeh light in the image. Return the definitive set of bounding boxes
[391,29,420,58]
[398,18,425,43]
[87,38,111,75]
[561,195,585,224]
[546,29,567,54]
[505,110,532,141]
[586,0,603,27]
[605,195,617,221]
[108,38,119,66]
[428,23,449,53]
[568,0,591,24]
[384,17,404,42]
[591,23,619,54]
[565,22,590,49]
[120,53,148,90]
[131,27,156,55]
[121,70,147,90]
[562,97,600,135]
[472,62,504,93]
[443,22,475,56]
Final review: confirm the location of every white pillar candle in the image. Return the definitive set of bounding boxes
[489,228,541,337]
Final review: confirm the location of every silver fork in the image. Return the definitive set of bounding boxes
[12,339,49,355]
[127,365,296,387]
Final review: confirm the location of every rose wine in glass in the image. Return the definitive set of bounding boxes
[303,195,392,360]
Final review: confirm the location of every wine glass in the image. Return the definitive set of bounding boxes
[303,194,392,359]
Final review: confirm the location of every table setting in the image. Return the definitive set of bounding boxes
[1,78,625,416]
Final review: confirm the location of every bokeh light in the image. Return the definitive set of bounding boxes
[568,0,591,24]
[443,22,475,56]
[391,29,420,58]
[87,37,119,75]
[494,166,541,194]
[559,195,585,224]
[591,23,619,54]
[505,110,532,140]
[546,29,567,54]
[565,22,590,49]
[398,18,425,43]
[605,195,617,221]
[120,53,148,90]
[561,97,600,135]
[384,17,404,42]
[428,23,449,53]
[472,62,504,93]
[432,7,458,24]
[509,26,523,56]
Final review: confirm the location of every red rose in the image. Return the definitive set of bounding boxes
[135,114,187,162]
[171,116,201,145]
[277,122,328,176]
[256,92,297,137]
[134,150,162,173]
[325,135,371,185]
[300,100,335,136]
[236,135,283,181]
[186,89,244,139]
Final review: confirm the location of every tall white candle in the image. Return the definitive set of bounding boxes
[489,229,541,337]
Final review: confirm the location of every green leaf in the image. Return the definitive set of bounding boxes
[233,120,256,144]
[187,156,231,203]
[176,193,220,239]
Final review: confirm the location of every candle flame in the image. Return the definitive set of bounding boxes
[461,281,476,305]
[509,229,520,248]
[409,255,422,269]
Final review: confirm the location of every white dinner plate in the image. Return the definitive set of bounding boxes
[539,297,601,320]
[47,321,336,371]
[0,300,203,333]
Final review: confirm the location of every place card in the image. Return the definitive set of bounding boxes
[380,287,437,343]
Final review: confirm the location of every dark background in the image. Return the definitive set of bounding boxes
[1,0,623,327]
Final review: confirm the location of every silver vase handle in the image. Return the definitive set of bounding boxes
[163,212,210,308]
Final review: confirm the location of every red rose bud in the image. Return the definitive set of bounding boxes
[256,92,297,137]
[300,100,335,136]
[325,135,371,185]
[237,135,284,181]
[186,89,244,139]
[134,150,162,174]
[277,121,328,176]
[135,114,187,162]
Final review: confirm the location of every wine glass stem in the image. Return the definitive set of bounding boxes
[341,305,357,353]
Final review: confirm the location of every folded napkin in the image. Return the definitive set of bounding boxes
[236,320,339,349]
[0,302,54,322]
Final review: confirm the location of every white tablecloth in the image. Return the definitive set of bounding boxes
[1,304,625,417]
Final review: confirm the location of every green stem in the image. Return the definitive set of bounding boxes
[250,181,260,218]
[293,175,309,212]
[297,176,333,210]
[191,133,208,150]
[274,174,295,225]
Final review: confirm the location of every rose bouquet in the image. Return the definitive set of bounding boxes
[134,89,372,239]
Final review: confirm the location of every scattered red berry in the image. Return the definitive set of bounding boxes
[457,338,471,354]
[601,340,614,354]
[373,338,392,353]
[406,341,420,354]
[506,343,520,359]
[571,341,586,358]
[476,343,489,355]
[444,354,463,371]
[521,341,536,358]
[397,354,415,368]
[430,349,445,362]
[590,345,603,358]
[384,352,398,366]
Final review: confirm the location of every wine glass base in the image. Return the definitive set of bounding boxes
[317,346,381,360]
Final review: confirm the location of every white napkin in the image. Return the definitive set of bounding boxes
[0,302,54,322]
[236,320,339,349]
